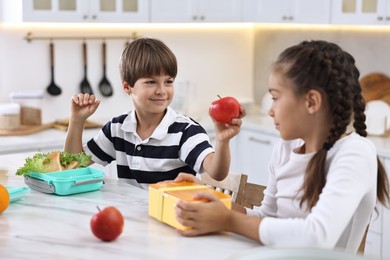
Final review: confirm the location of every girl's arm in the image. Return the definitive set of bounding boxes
[175,190,262,242]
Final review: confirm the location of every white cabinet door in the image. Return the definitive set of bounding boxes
[291,0,331,23]
[231,129,278,185]
[196,0,241,22]
[331,0,389,25]
[150,0,194,22]
[23,0,88,22]
[380,157,390,258]
[150,0,241,22]
[89,0,149,22]
[382,205,390,258]
[22,0,148,22]
[243,0,330,24]
[364,231,382,259]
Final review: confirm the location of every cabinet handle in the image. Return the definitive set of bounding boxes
[193,16,198,20]
[83,14,88,19]
[282,15,287,20]
[288,16,294,20]
[200,15,205,20]
[92,15,97,20]
[378,16,384,21]
[249,137,271,145]
[386,17,390,21]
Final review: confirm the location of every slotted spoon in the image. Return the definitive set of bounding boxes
[98,41,113,97]
[80,42,93,95]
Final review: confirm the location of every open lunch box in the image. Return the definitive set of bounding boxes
[24,167,104,196]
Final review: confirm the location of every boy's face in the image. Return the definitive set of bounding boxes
[124,75,174,115]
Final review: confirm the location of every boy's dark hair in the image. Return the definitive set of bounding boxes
[274,40,389,210]
[119,37,177,87]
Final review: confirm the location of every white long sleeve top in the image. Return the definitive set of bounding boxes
[246,132,378,253]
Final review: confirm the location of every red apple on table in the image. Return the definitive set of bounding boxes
[209,95,240,124]
[90,206,124,242]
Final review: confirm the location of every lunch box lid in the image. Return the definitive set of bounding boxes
[5,186,31,202]
[28,167,104,183]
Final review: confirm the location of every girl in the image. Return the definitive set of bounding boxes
[174,40,390,253]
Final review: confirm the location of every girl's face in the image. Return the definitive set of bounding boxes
[125,75,174,116]
[267,71,309,140]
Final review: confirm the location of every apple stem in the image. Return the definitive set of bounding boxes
[217,95,222,99]
[96,205,101,212]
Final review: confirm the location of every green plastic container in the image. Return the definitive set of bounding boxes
[24,167,104,196]
[5,186,31,202]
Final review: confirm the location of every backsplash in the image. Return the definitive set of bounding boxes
[253,25,390,104]
[2,24,390,125]
[0,25,254,123]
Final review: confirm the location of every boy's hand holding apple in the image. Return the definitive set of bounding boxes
[209,95,245,141]
[209,95,241,124]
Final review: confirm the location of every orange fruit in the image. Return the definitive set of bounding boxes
[0,184,10,214]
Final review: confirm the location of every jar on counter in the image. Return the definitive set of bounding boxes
[9,90,43,126]
[0,103,21,130]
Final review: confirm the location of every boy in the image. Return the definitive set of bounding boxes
[64,38,244,189]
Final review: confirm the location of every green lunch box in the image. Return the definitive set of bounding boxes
[5,186,31,202]
[24,167,104,196]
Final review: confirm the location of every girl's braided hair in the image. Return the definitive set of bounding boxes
[274,40,389,209]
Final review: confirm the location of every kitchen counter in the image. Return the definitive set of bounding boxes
[0,152,259,260]
[1,114,389,158]
[0,128,100,155]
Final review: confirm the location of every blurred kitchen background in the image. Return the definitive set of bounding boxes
[1,0,390,124]
[2,2,390,258]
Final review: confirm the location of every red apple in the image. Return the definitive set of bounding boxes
[209,95,240,123]
[90,206,124,242]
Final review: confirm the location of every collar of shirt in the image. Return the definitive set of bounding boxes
[120,106,176,141]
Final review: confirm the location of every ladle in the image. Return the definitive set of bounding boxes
[46,42,62,96]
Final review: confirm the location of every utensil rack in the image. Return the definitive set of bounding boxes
[24,31,141,42]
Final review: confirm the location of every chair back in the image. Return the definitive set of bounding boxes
[242,182,266,209]
[200,172,247,204]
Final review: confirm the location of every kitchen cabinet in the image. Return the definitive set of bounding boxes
[204,118,278,186]
[150,0,242,22]
[331,0,390,25]
[382,203,390,258]
[242,0,331,24]
[231,129,278,185]
[364,155,390,259]
[22,0,149,23]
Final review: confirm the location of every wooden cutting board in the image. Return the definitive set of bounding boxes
[0,123,54,136]
[0,119,102,136]
[360,73,390,104]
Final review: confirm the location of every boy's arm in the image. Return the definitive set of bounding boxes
[202,139,231,181]
[202,108,245,181]
[64,94,100,154]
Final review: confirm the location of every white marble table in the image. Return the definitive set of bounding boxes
[0,153,259,260]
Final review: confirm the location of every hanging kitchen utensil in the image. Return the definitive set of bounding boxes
[80,42,93,95]
[98,41,113,97]
[46,42,62,96]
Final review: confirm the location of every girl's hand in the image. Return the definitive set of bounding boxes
[71,93,100,121]
[175,190,231,236]
[173,173,201,184]
[213,106,246,142]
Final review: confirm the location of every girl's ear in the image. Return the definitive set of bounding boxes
[123,81,132,95]
[305,89,323,114]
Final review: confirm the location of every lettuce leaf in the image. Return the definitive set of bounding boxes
[16,151,92,176]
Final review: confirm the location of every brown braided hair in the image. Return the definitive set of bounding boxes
[274,40,389,210]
